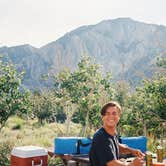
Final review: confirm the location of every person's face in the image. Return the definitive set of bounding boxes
[102,106,120,128]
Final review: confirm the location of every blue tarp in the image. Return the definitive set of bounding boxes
[54,137,92,154]
[121,136,147,152]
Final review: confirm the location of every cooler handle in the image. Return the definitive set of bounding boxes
[32,159,43,166]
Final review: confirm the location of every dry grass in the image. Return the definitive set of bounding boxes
[0,116,82,149]
[1,116,165,158]
[0,116,84,165]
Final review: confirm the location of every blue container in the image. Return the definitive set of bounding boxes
[79,138,92,154]
[54,137,92,154]
[121,136,147,152]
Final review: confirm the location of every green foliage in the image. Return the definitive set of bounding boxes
[0,140,14,166]
[157,57,166,68]
[31,90,57,124]
[12,123,22,130]
[5,115,25,129]
[54,56,114,136]
[48,156,63,166]
[0,57,31,131]
[55,104,66,123]
[114,57,166,138]
[113,81,131,110]
[118,74,166,138]
[143,77,166,120]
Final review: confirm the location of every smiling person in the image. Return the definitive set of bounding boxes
[89,101,145,166]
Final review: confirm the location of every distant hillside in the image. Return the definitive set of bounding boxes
[0,44,50,89]
[0,18,166,89]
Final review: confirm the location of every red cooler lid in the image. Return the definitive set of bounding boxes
[11,146,48,158]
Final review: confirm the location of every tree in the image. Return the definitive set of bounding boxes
[53,69,78,135]
[0,57,31,131]
[113,81,132,135]
[54,56,114,136]
[117,56,166,137]
[157,57,166,69]
[31,90,57,124]
[121,75,166,138]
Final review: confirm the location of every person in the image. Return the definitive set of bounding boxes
[89,101,145,166]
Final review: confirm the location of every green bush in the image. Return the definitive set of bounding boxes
[0,140,14,166]
[12,124,22,130]
[48,156,63,166]
[6,116,25,130]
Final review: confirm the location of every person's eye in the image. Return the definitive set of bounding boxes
[112,112,118,116]
[105,112,118,116]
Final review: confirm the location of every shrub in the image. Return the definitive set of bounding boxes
[0,140,14,166]
[6,116,25,130]
[12,124,22,130]
[48,156,63,166]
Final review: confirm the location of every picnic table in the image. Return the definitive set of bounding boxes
[48,148,90,166]
[47,148,139,166]
[48,148,166,166]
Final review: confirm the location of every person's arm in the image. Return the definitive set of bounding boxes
[106,158,144,166]
[119,143,145,158]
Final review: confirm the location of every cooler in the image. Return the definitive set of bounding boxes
[11,146,48,166]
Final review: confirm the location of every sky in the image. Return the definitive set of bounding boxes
[0,0,165,48]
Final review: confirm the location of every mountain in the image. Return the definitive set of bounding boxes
[0,18,166,89]
[0,44,50,89]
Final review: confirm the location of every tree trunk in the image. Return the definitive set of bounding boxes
[65,105,73,136]
[65,115,71,136]
[0,125,3,132]
[82,110,89,137]
[0,122,6,132]
[143,121,147,136]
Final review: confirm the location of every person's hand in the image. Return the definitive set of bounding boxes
[130,149,145,159]
[130,157,144,166]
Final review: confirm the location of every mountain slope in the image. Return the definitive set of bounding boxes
[1,18,166,89]
[41,18,166,84]
[0,44,50,89]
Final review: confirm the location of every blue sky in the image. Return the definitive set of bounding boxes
[0,0,165,47]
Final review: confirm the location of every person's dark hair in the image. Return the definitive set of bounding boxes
[101,101,122,116]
